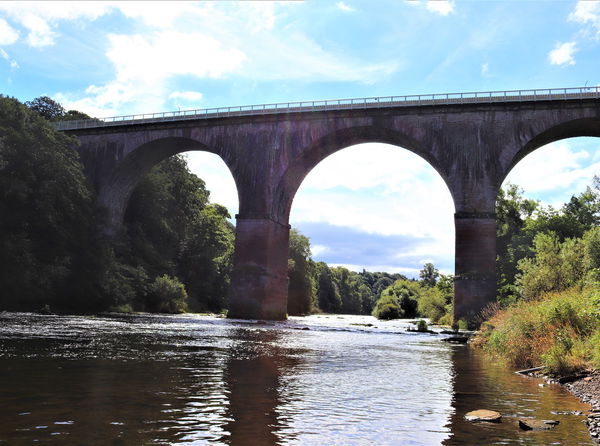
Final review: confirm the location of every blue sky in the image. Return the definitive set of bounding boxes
[1,1,600,276]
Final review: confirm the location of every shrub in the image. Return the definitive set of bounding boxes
[372,295,401,320]
[147,275,188,313]
[472,285,600,374]
[418,287,447,323]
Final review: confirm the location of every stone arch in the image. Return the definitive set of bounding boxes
[500,117,600,188]
[97,136,239,233]
[273,125,454,224]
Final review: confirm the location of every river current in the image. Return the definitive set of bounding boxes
[0,312,593,445]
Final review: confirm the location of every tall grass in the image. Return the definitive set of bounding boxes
[471,284,600,375]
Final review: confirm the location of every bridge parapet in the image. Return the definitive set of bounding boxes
[54,86,600,132]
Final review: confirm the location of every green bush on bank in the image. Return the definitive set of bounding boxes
[472,285,600,375]
[147,275,189,314]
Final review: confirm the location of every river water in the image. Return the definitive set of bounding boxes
[0,312,593,445]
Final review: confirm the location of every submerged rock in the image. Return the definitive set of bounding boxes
[465,409,502,422]
[518,418,559,431]
[442,336,470,344]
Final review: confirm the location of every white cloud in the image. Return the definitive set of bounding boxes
[337,2,356,12]
[426,0,455,16]
[0,18,18,45]
[53,3,397,117]
[107,32,246,82]
[548,41,577,66]
[243,31,397,84]
[169,91,204,102]
[481,62,489,77]
[21,13,55,47]
[569,0,600,35]
[311,244,329,257]
[57,30,246,117]
[113,2,196,29]
[0,48,18,69]
[504,139,600,207]
[290,143,455,239]
[0,2,110,47]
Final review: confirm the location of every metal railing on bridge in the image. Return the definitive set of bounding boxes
[54,86,600,131]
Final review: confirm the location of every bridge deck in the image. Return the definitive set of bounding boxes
[54,86,600,131]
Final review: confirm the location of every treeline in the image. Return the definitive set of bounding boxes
[496,181,600,304]
[287,228,406,316]
[0,95,234,314]
[288,227,455,322]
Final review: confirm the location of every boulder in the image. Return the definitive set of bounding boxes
[518,419,559,431]
[465,409,502,422]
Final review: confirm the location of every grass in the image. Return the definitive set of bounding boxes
[471,284,600,375]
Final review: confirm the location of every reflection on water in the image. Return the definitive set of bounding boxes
[0,312,593,445]
[444,347,592,445]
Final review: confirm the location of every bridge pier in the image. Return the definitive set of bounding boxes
[453,213,497,326]
[228,216,290,320]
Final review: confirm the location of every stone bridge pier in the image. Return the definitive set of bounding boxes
[67,93,600,325]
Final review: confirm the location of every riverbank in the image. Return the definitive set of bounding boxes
[469,284,600,443]
[563,372,600,443]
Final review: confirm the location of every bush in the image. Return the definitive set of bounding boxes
[417,287,447,323]
[471,285,600,374]
[372,295,401,320]
[147,275,188,313]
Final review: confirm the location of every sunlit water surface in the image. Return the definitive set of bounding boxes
[0,312,593,445]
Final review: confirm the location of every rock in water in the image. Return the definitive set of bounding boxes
[465,409,502,422]
[518,419,559,431]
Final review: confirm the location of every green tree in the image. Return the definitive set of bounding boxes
[25,96,91,122]
[0,96,107,312]
[179,204,234,312]
[147,274,189,313]
[315,262,342,313]
[287,228,315,315]
[419,262,439,288]
[372,279,423,319]
[417,287,447,323]
[517,232,585,300]
[25,96,66,121]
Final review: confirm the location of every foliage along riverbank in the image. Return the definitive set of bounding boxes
[472,181,600,376]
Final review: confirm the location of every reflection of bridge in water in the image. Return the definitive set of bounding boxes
[57,87,600,322]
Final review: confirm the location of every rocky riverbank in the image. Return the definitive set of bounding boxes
[562,371,600,444]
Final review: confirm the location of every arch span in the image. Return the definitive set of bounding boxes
[289,142,456,276]
[501,117,600,188]
[273,125,453,223]
[97,136,239,233]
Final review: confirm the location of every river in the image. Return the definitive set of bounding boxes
[0,312,593,445]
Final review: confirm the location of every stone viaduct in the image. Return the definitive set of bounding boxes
[57,87,600,323]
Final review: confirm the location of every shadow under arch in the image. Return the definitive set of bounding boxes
[500,117,600,188]
[97,136,240,232]
[273,125,456,223]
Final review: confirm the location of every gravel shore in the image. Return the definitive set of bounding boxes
[563,372,600,444]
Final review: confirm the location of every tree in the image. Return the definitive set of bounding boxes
[25,96,66,121]
[315,262,342,313]
[517,232,585,300]
[419,263,439,288]
[372,279,422,319]
[179,204,234,312]
[287,228,315,315]
[417,287,447,323]
[0,96,104,311]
